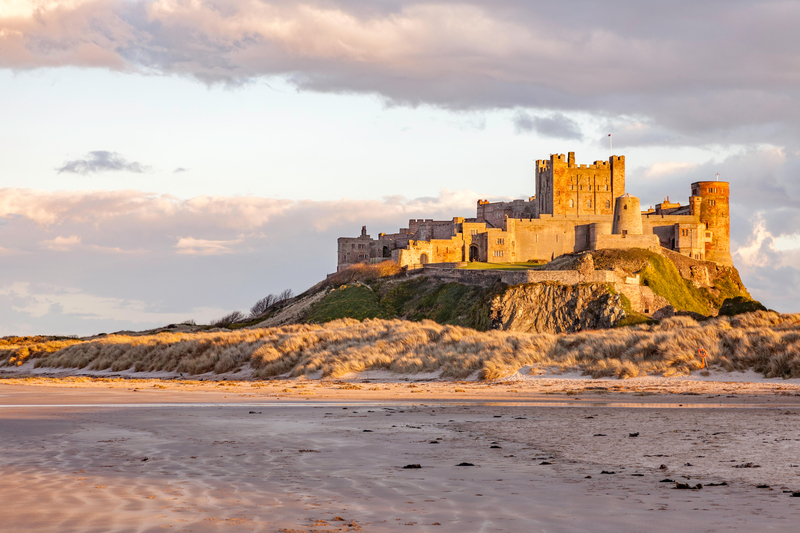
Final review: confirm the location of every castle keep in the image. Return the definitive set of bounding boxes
[337,152,732,270]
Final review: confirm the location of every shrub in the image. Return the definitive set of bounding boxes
[212,311,247,327]
[326,262,402,287]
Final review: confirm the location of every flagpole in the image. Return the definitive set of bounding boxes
[609,134,612,157]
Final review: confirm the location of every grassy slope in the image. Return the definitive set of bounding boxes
[296,249,758,332]
[305,278,499,331]
[593,249,753,316]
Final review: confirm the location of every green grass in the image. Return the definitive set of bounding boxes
[405,282,494,328]
[458,261,544,271]
[305,285,390,323]
[639,253,711,315]
[596,248,754,317]
[303,277,500,331]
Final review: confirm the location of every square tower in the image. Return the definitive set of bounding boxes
[535,152,625,216]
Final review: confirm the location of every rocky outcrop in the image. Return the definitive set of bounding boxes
[489,282,625,334]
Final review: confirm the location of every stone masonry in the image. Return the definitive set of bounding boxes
[337,152,733,271]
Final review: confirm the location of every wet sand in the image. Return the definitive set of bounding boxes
[2,377,800,532]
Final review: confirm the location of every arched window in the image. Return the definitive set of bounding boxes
[606,200,611,208]
[587,200,592,208]
[569,199,574,208]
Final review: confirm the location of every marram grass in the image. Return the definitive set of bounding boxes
[2,311,799,380]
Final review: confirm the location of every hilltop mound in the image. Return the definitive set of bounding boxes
[249,249,759,334]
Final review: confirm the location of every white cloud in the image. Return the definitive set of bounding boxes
[40,235,81,251]
[643,161,698,180]
[0,282,224,324]
[0,186,478,335]
[175,236,243,255]
[773,234,800,252]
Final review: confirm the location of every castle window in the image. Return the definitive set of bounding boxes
[569,199,574,208]
[351,244,355,249]
[606,200,611,208]
[493,250,504,257]
[570,184,574,190]
[709,200,716,206]
[470,229,478,235]
[496,238,505,245]
[606,184,609,191]
[587,200,592,208]
[623,205,628,210]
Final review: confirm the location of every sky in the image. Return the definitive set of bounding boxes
[2,0,800,335]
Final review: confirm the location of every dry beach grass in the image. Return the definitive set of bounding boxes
[2,311,800,381]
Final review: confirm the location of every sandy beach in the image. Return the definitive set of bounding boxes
[2,374,800,532]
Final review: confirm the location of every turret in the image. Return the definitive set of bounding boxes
[691,180,732,265]
[612,194,643,235]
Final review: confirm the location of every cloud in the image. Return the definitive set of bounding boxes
[40,235,81,251]
[642,161,698,180]
[173,167,188,173]
[175,237,243,255]
[56,151,151,175]
[514,112,583,140]
[3,1,800,146]
[0,282,224,326]
[0,186,479,335]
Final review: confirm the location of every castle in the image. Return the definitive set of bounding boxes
[337,152,732,270]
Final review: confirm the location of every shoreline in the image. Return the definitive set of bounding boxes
[3,370,800,408]
[2,384,799,531]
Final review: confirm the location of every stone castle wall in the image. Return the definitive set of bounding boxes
[337,151,732,271]
[536,153,624,217]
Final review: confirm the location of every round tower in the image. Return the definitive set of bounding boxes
[691,181,732,265]
[612,194,643,235]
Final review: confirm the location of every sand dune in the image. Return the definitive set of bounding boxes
[3,311,800,382]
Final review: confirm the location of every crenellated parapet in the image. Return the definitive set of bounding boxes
[336,152,733,271]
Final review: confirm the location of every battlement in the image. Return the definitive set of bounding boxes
[338,153,732,270]
[691,181,729,197]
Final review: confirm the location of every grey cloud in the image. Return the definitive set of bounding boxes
[173,168,188,173]
[514,112,583,140]
[5,1,800,147]
[56,151,150,175]
[631,148,800,237]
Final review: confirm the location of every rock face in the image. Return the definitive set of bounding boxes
[490,282,625,334]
